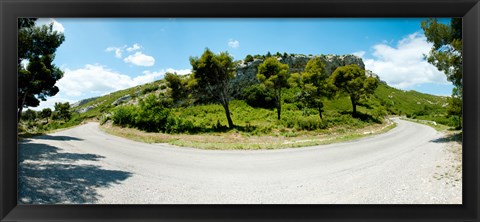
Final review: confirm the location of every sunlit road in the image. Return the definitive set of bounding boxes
[18,118,461,204]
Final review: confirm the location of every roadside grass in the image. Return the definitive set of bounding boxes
[399,117,453,132]
[100,118,396,150]
[18,114,84,139]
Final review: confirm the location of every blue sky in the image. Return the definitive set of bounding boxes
[33,18,454,110]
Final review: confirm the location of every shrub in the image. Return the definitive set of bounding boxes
[241,84,276,109]
[111,105,138,127]
[142,84,159,95]
[134,95,171,132]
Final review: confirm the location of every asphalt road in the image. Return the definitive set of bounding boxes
[18,118,461,204]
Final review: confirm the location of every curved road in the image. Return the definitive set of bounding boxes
[19,118,461,204]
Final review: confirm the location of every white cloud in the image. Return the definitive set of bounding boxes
[57,65,135,97]
[106,44,143,59]
[35,18,65,33]
[228,39,240,48]
[32,65,190,110]
[165,68,190,75]
[363,32,448,89]
[105,46,125,58]
[123,52,155,67]
[126,43,141,52]
[31,97,76,111]
[352,51,366,58]
[56,64,189,97]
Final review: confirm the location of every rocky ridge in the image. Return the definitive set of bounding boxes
[234,54,376,89]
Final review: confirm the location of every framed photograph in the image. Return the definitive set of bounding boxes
[1,0,479,221]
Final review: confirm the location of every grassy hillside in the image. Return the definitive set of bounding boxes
[19,74,455,149]
[70,79,452,132]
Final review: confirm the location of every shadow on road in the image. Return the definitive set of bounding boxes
[18,142,132,204]
[21,135,83,143]
[430,132,462,143]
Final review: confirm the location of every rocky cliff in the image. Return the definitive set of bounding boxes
[234,54,367,89]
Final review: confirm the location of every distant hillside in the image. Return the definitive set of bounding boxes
[71,53,452,128]
[72,79,449,123]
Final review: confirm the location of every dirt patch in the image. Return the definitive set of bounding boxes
[432,131,462,188]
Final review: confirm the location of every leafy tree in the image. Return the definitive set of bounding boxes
[22,109,37,122]
[244,54,254,63]
[257,57,290,120]
[135,94,172,132]
[40,108,52,123]
[164,72,189,103]
[54,102,71,121]
[190,48,236,128]
[289,57,330,120]
[241,84,276,109]
[329,64,379,117]
[421,18,462,127]
[266,51,272,58]
[18,18,65,122]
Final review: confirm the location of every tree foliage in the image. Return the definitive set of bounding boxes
[421,18,462,127]
[190,48,236,128]
[289,57,330,120]
[329,64,379,117]
[22,109,37,122]
[257,57,290,120]
[53,102,71,121]
[18,18,65,122]
[135,94,172,132]
[40,108,52,123]
[241,84,276,109]
[244,54,254,63]
[164,72,190,104]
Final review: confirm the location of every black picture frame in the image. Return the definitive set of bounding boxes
[1,0,479,221]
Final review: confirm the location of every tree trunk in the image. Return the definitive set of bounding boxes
[18,89,30,122]
[222,102,234,129]
[318,107,323,120]
[17,106,23,123]
[350,96,357,117]
[276,90,282,120]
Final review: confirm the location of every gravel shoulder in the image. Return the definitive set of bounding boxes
[18,118,462,204]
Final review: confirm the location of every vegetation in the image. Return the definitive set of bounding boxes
[18,102,79,137]
[329,64,379,117]
[421,18,462,128]
[19,46,459,149]
[18,18,65,122]
[257,57,290,120]
[289,57,330,120]
[190,49,236,128]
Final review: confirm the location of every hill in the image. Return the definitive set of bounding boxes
[19,53,455,145]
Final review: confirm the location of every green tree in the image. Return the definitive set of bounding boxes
[257,57,290,120]
[421,18,462,127]
[135,94,172,132]
[329,64,379,117]
[40,108,52,123]
[289,57,330,120]
[54,102,71,121]
[190,48,236,128]
[18,18,65,122]
[241,84,276,109]
[22,109,37,122]
[164,72,188,103]
[244,54,254,63]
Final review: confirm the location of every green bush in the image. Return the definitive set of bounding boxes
[112,105,138,127]
[141,84,159,95]
[241,84,275,109]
